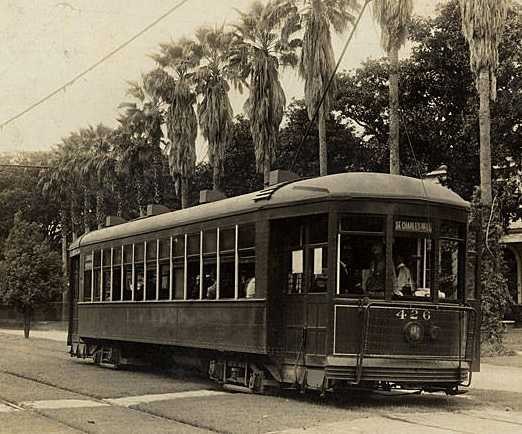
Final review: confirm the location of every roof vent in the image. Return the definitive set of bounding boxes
[200,189,226,204]
[105,215,127,227]
[146,204,170,216]
[424,165,447,185]
[269,169,300,186]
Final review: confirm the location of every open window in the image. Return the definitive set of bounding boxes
[203,230,217,299]
[145,240,157,301]
[158,239,170,300]
[83,252,93,302]
[438,221,465,301]
[112,246,122,301]
[219,227,236,299]
[134,243,145,301]
[101,249,111,301]
[93,250,101,301]
[123,244,133,301]
[238,224,256,298]
[187,233,201,299]
[172,235,185,300]
[338,215,385,298]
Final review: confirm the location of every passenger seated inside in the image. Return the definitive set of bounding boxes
[394,255,415,297]
[240,273,256,298]
[364,243,385,296]
[205,272,216,299]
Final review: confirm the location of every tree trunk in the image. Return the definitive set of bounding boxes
[478,69,492,206]
[263,151,271,187]
[23,309,31,339]
[389,46,400,175]
[213,162,221,192]
[181,178,190,209]
[318,106,328,177]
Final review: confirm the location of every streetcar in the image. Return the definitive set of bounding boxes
[68,172,480,394]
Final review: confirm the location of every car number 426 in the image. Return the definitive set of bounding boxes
[395,309,431,321]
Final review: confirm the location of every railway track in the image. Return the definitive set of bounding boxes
[0,368,224,433]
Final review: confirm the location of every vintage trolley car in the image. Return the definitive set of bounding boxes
[68,172,480,394]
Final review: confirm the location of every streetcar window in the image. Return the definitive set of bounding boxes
[338,235,385,297]
[83,253,93,302]
[393,236,433,299]
[159,239,170,259]
[102,269,111,301]
[341,215,384,233]
[122,244,133,301]
[309,246,328,293]
[219,226,236,299]
[238,224,256,298]
[173,263,185,299]
[172,236,185,300]
[203,229,217,253]
[159,263,170,300]
[134,264,144,301]
[112,265,122,301]
[439,239,463,301]
[203,230,217,299]
[187,233,201,299]
[220,227,235,252]
[288,249,304,294]
[145,241,157,301]
[239,250,256,298]
[101,250,111,301]
[134,243,145,301]
[134,242,144,262]
[93,250,101,301]
[220,254,235,298]
[187,261,200,299]
[112,247,122,301]
[123,265,133,301]
[238,224,255,249]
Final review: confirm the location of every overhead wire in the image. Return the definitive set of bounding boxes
[0,0,191,131]
[289,0,372,172]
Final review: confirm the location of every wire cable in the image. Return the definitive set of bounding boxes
[290,0,372,172]
[0,0,191,130]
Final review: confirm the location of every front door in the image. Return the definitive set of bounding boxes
[270,215,329,363]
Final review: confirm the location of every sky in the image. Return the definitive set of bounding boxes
[0,0,439,158]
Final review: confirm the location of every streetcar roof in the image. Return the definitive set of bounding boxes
[70,172,469,249]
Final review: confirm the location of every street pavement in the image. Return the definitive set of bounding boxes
[1,328,522,433]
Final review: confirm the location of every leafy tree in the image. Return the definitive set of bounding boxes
[274,0,357,176]
[1,152,61,253]
[194,26,235,191]
[334,0,522,222]
[231,0,298,186]
[0,213,63,338]
[276,100,366,176]
[460,0,510,206]
[373,0,413,175]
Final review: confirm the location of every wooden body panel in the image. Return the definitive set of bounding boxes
[78,301,267,354]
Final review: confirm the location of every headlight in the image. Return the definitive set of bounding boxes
[403,321,424,344]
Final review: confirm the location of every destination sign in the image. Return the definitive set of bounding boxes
[395,220,432,234]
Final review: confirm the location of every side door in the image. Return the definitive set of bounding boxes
[270,215,329,362]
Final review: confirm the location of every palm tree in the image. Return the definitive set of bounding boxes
[460,0,510,206]
[147,38,199,208]
[273,0,358,177]
[373,0,413,175]
[231,1,298,186]
[119,78,165,207]
[194,25,235,191]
